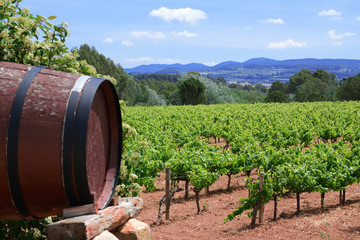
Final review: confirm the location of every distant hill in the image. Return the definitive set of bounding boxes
[126,63,209,74]
[125,58,360,85]
[242,57,279,65]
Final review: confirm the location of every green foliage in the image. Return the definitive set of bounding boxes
[281,154,317,194]
[229,87,266,103]
[134,73,180,82]
[116,145,142,197]
[121,68,359,106]
[254,83,267,93]
[265,80,289,103]
[288,69,313,93]
[0,0,117,81]
[179,77,206,105]
[207,75,227,85]
[198,75,236,104]
[189,165,219,191]
[0,217,53,240]
[288,69,338,102]
[0,0,94,75]
[265,90,289,103]
[124,101,360,219]
[117,102,151,196]
[265,69,340,103]
[269,80,287,93]
[138,78,177,99]
[76,44,131,100]
[0,1,118,236]
[337,74,360,101]
[144,86,167,106]
[187,71,202,78]
[225,174,274,221]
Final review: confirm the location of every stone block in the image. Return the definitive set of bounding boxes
[114,219,151,240]
[46,206,130,240]
[93,230,119,240]
[117,197,144,218]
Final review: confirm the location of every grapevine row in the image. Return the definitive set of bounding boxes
[122,101,360,220]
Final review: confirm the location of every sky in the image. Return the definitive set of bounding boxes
[21,0,360,68]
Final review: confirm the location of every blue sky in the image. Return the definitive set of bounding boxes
[21,0,360,68]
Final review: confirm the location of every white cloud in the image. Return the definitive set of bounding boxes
[328,29,355,40]
[150,7,207,25]
[333,41,344,46]
[102,38,113,43]
[268,39,307,49]
[131,31,165,39]
[125,57,154,63]
[125,57,180,65]
[121,40,134,47]
[171,31,198,38]
[318,9,342,20]
[157,58,180,64]
[261,18,284,24]
[357,17,360,21]
[318,9,342,16]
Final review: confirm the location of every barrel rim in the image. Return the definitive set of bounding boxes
[62,75,92,206]
[101,80,122,209]
[72,77,122,208]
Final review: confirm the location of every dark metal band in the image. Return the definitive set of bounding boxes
[102,81,122,209]
[73,77,106,204]
[62,75,91,206]
[7,66,46,218]
[64,76,122,207]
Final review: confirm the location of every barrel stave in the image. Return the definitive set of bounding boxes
[0,62,122,220]
[17,69,78,218]
[0,63,30,220]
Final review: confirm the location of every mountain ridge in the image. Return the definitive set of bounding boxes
[124,58,360,84]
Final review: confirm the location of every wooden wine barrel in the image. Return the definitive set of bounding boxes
[0,62,122,221]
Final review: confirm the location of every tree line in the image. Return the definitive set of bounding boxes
[265,69,360,103]
[76,44,266,106]
[76,44,359,106]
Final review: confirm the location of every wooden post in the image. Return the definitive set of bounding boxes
[273,194,277,221]
[250,203,258,229]
[248,177,253,198]
[296,193,301,214]
[165,168,170,220]
[321,192,325,209]
[205,186,209,195]
[185,179,189,199]
[340,190,342,205]
[259,172,265,224]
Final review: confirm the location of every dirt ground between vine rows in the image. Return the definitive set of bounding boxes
[137,171,360,240]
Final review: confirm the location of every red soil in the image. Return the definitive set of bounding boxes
[137,172,360,240]
[137,137,360,239]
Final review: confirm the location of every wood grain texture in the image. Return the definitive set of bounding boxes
[0,62,121,220]
[0,62,30,220]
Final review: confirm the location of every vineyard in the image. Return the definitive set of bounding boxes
[121,101,360,238]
